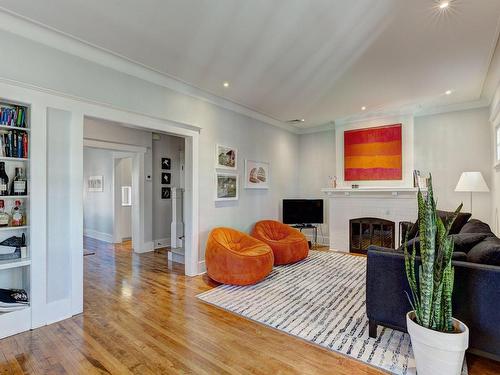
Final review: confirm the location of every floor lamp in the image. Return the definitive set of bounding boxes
[454,172,489,214]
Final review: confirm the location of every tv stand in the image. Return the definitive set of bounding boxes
[291,224,318,247]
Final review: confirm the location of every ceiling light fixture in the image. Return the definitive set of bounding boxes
[361,106,366,111]
[223,81,229,88]
[439,1,449,9]
[445,90,452,95]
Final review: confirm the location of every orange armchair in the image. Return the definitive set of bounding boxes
[251,220,309,265]
[205,227,274,285]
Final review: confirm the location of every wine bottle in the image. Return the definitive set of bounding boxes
[0,200,9,227]
[0,162,9,196]
[11,168,26,196]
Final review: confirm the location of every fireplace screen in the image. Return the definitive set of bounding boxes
[349,218,395,254]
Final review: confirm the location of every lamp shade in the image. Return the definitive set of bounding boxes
[455,172,489,192]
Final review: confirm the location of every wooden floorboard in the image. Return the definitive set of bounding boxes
[0,237,497,374]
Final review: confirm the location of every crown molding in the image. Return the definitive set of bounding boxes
[414,98,489,118]
[0,9,300,134]
[295,122,335,134]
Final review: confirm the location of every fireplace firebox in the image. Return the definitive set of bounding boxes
[349,218,395,254]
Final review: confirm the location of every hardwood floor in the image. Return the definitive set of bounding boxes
[0,238,498,374]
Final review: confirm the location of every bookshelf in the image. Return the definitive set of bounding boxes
[0,99,30,338]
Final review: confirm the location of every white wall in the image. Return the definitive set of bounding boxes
[414,108,491,224]
[84,118,154,246]
[0,31,300,263]
[298,108,493,239]
[152,133,184,243]
[298,130,336,244]
[489,86,500,235]
[83,148,114,241]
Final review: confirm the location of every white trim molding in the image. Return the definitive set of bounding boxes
[83,228,113,243]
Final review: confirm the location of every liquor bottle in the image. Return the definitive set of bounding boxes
[0,200,9,227]
[0,162,9,196]
[11,200,24,227]
[11,168,27,196]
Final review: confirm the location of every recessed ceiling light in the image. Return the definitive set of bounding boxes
[300,119,305,122]
[361,106,366,111]
[223,81,229,88]
[439,1,449,9]
[445,90,452,95]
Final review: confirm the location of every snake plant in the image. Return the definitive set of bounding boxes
[404,175,462,332]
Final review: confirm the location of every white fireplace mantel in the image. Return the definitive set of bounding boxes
[322,187,419,252]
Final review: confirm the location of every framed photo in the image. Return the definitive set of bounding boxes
[161,157,171,170]
[245,160,269,189]
[215,173,239,201]
[88,176,104,192]
[216,144,237,170]
[161,187,171,199]
[161,172,171,185]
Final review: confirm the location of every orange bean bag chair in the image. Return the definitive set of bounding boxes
[205,227,274,285]
[251,220,309,265]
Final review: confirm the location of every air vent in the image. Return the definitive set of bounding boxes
[286,119,305,124]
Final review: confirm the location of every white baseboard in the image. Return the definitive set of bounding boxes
[135,241,154,253]
[304,234,330,246]
[197,260,206,275]
[84,228,113,243]
[154,237,171,249]
[168,251,185,264]
[45,298,73,325]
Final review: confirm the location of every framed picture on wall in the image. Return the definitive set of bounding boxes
[244,160,269,189]
[161,172,171,185]
[161,157,171,170]
[88,176,104,192]
[161,187,171,199]
[215,173,239,201]
[215,144,237,170]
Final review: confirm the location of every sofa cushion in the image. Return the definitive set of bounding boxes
[451,233,490,253]
[467,237,500,266]
[436,210,471,234]
[405,210,471,239]
[452,252,468,261]
[459,219,493,235]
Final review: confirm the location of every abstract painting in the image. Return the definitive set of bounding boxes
[344,124,402,181]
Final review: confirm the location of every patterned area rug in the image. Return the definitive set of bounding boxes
[197,251,467,375]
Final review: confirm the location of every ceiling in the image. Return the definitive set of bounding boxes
[1,0,499,128]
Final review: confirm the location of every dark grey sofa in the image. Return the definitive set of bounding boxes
[366,219,500,361]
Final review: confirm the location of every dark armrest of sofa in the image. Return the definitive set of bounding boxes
[366,246,412,336]
[366,246,500,361]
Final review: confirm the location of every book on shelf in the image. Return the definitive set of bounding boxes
[0,106,26,128]
[0,131,28,158]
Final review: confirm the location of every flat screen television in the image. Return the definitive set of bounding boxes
[283,199,324,225]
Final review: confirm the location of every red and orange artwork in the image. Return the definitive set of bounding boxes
[344,124,402,181]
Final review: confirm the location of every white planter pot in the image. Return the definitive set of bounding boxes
[406,311,469,375]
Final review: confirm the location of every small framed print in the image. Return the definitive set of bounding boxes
[215,173,238,201]
[161,172,171,185]
[161,187,171,199]
[161,157,171,170]
[216,144,237,170]
[88,176,104,192]
[245,160,269,189]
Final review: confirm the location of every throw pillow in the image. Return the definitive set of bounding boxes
[459,219,493,235]
[450,233,490,253]
[467,237,500,266]
[436,210,471,235]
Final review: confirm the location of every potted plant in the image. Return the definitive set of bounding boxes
[404,176,468,375]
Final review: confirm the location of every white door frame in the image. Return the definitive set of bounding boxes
[0,79,200,325]
[83,140,142,249]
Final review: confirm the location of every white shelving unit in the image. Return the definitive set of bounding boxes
[0,99,30,339]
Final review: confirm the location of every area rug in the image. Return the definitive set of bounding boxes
[197,251,467,375]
